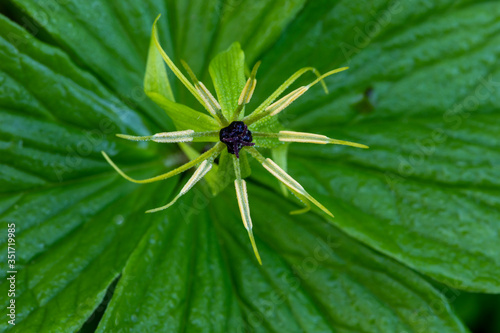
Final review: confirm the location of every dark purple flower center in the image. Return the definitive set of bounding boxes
[219,121,255,158]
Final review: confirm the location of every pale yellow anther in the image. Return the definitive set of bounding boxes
[235,179,252,231]
[152,130,195,143]
[278,131,369,148]
[278,131,330,144]
[116,130,196,143]
[266,86,309,116]
[234,61,261,120]
[262,159,305,195]
[259,157,333,218]
[116,130,219,144]
[235,178,262,265]
[196,81,222,113]
[146,160,213,213]
[247,79,257,104]
[238,80,250,106]
[238,77,257,106]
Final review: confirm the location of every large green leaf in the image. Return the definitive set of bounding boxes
[96,187,466,333]
[9,0,174,129]
[0,14,177,332]
[0,172,175,333]
[0,14,155,187]
[0,0,499,332]
[250,0,500,292]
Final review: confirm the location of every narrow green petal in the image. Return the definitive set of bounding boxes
[144,18,174,102]
[152,15,221,124]
[152,14,200,101]
[243,67,327,124]
[245,67,349,125]
[180,60,228,125]
[145,25,221,132]
[306,67,349,88]
[287,189,312,215]
[101,143,224,184]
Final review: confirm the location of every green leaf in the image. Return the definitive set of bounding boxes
[144,24,175,102]
[251,1,500,292]
[209,42,246,120]
[208,0,307,64]
[146,92,220,132]
[9,0,175,129]
[138,13,223,132]
[96,187,467,333]
[2,0,499,332]
[168,0,220,76]
[0,14,155,187]
[0,171,177,333]
[0,14,178,332]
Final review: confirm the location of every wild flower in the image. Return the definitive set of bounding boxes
[102,15,368,264]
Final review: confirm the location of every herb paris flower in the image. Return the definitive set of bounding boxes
[102,15,368,264]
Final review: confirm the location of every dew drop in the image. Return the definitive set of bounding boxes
[113,215,124,225]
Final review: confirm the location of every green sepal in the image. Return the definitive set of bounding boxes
[209,42,246,120]
[144,21,219,132]
[147,93,219,132]
[144,26,175,102]
[249,116,284,149]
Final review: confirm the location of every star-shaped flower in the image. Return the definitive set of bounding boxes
[102,15,368,264]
